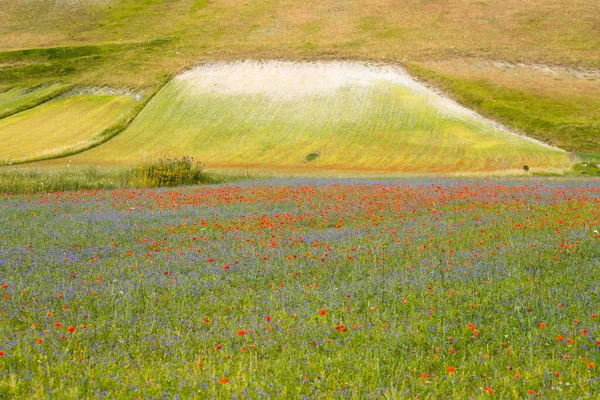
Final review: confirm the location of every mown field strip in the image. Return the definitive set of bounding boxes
[0,83,71,119]
[0,93,137,164]
[69,61,571,174]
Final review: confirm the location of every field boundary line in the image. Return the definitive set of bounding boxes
[0,84,74,120]
[1,77,172,166]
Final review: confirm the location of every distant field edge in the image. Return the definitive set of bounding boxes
[38,60,573,175]
[3,79,170,167]
[577,153,600,163]
[0,83,73,120]
[405,63,600,154]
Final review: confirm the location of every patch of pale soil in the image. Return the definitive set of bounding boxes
[180,60,442,103]
[176,60,564,151]
[427,59,600,80]
[489,61,600,79]
[70,86,143,101]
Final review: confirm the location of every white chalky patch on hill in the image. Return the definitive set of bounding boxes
[175,60,562,150]
[178,61,424,98]
[178,61,476,117]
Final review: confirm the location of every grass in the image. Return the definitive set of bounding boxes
[407,63,600,154]
[0,40,175,89]
[0,166,135,194]
[0,161,248,194]
[569,162,600,177]
[63,62,571,174]
[0,83,72,119]
[578,153,600,163]
[0,0,598,155]
[1,0,598,86]
[0,92,137,165]
[0,180,598,397]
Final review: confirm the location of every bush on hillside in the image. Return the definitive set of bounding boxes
[136,156,213,187]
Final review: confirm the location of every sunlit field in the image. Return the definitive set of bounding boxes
[70,61,571,174]
[0,179,598,398]
[0,84,70,119]
[0,92,137,165]
[0,1,598,159]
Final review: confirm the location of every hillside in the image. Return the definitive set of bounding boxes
[66,61,570,174]
[0,90,138,164]
[0,0,598,170]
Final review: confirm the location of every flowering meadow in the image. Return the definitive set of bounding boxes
[0,179,599,398]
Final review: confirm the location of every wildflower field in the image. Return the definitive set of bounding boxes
[0,179,599,398]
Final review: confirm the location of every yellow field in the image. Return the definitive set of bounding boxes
[65,62,570,174]
[0,93,137,164]
[0,84,70,119]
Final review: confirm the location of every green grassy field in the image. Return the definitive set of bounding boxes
[0,83,71,119]
[408,64,600,155]
[0,92,137,165]
[63,62,571,174]
[0,0,598,161]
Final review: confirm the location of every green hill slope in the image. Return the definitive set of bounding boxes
[0,0,597,163]
[0,91,137,164]
[0,84,70,119]
[68,61,570,174]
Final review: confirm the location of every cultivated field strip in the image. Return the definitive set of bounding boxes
[0,83,70,119]
[0,93,136,164]
[72,61,571,173]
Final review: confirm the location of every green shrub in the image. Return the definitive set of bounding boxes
[570,162,600,176]
[136,156,213,187]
